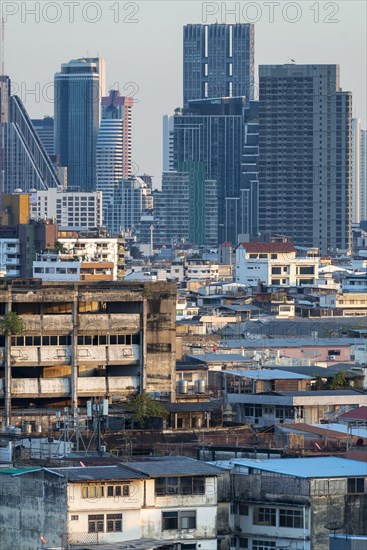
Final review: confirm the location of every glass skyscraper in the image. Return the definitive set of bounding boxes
[54,58,105,191]
[183,23,255,107]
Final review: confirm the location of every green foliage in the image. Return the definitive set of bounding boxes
[126,393,167,428]
[327,371,348,390]
[1,312,24,336]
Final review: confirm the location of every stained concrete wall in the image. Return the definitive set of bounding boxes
[0,470,67,550]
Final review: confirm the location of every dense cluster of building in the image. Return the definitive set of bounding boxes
[0,18,366,550]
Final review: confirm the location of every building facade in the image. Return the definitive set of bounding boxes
[258,65,352,255]
[235,242,319,287]
[54,58,105,191]
[30,188,102,230]
[105,177,152,234]
[96,90,134,216]
[183,23,255,107]
[0,280,176,426]
[31,116,55,157]
[0,75,61,193]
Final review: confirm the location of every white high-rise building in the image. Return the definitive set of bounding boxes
[30,188,102,230]
[352,118,361,224]
[96,90,133,217]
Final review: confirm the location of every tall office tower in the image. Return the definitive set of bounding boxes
[258,65,352,255]
[352,118,361,224]
[105,176,152,234]
[0,76,61,193]
[96,90,134,215]
[241,100,259,237]
[32,116,55,156]
[156,167,218,246]
[183,23,255,107]
[361,129,367,222]
[173,97,252,244]
[162,115,174,172]
[54,58,104,191]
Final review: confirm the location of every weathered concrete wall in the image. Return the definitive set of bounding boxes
[0,470,67,550]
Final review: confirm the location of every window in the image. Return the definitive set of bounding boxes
[162,511,178,530]
[271,267,281,274]
[253,507,276,526]
[239,504,248,516]
[70,515,79,521]
[279,508,304,528]
[88,514,104,533]
[239,538,248,549]
[252,541,276,550]
[155,476,205,496]
[107,514,122,532]
[82,485,104,498]
[162,510,197,531]
[348,478,365,494]
[180,511,196,529]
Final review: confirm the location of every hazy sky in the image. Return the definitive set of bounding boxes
[3,0,367,186]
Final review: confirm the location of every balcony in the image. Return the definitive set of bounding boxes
[0,376,139,398]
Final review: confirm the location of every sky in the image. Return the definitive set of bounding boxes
[3,0,367,187]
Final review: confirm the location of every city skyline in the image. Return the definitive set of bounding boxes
[3,0,366,185]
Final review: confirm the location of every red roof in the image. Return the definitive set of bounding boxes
[239,242,296,254]
[339,406,367,421]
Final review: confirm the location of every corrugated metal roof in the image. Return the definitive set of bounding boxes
[188,353,252,363]
[165,400,222,413]
[222,338,361,348]
[238,242,296,253]
[218,457,367,478]
[224,369,311,380]
[48,465,145,482]
[125,456,223,477]
[339,406,367,421]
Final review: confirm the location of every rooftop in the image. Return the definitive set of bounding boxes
[125,456,223,477]
[47,465,145,482]
[238,242,297,254]
[339,406,367,421]
[224,369,311,380]
[187,353,252,363]
[221,337,360,348]
[217,457,367,478]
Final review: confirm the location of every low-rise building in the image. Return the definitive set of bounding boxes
[236,242,319,287]
[0,457,222,550]
[220,456,367,550]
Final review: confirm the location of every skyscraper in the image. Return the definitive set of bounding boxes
[0,76,61,193]
[183,23,255,107]
[105,176,152,234]
[31,116,55,157]
[258,64,352,255]
[173,96,256,244]
[96,90,133,215]
[156,166,218,246]
[361,129,367,223]
[54,58,105,191]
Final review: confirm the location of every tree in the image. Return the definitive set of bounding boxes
[126,393,167,428]
[327,371,348,390]
[1,312,24,336]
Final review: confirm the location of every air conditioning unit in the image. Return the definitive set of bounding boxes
[329,355,336,360]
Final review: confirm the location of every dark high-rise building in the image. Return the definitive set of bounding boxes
[54,58,105,191]
[0,76,61,193]
[156,166,218,246]
[173,97,258,244]
[183,23,255,107]
[258,64,352,255]
[31,116,55,157]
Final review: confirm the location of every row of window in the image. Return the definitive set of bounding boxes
[82,484,130,499]
[10,334,140,347]
[155,476,205,496]
[253,507,307,529]
[88,513,122,533]
[162,510,196,530]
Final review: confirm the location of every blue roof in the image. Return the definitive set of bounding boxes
[222,457,367,478]
[224,369,311,380]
